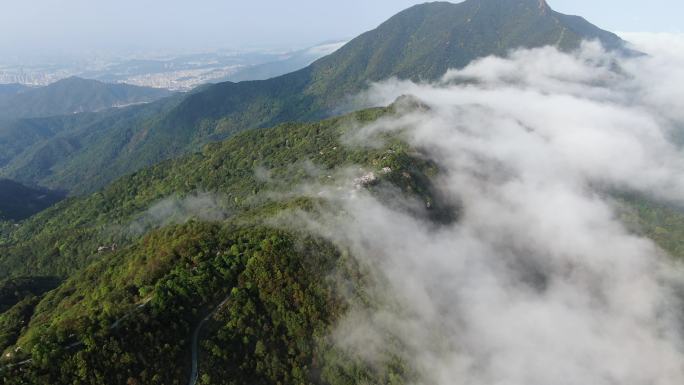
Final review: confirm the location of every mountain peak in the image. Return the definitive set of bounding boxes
[413,0,553,16]
[465,0,549,6]
[316,0,624,82]
[53,76,93,85]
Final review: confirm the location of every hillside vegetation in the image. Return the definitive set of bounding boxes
[0,104,438,384]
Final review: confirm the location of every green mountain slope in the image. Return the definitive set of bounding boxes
[0,179,64,221]
[0,104,439,279]
[0,103,439,384]
[0,77,173,121]
[0,0,625,194]
[0,95,185,192]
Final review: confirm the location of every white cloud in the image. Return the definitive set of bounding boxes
[306,40,349,56]
[298,38,684,385]
[128,192,230,235]
[620,32,684,60]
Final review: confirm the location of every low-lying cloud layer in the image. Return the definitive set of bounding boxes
[305,38,684,384]
[129,192,230,235]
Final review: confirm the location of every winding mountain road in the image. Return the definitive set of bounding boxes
[188,295,231,385]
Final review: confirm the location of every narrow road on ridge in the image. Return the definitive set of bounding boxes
[188,295,231,385]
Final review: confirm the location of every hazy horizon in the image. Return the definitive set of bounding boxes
[0,0,681,60]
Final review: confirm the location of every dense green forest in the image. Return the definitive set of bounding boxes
[0,221,406,385]
[0,95,185,194]
[0,103,438,384]
[0,105,442,280]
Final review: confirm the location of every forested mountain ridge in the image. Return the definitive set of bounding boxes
[0,0,626,195]
[0,77,173,121]
[0,103,440,280]
[0,95,186,194]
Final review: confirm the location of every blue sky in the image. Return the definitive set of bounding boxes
[0,0,680,56]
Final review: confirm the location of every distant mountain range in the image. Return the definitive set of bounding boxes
[0,77,173,121]
[0,41,347,91]
[0,0,627,195]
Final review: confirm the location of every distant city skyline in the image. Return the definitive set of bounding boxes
[0,0,680,58]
